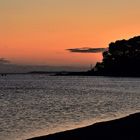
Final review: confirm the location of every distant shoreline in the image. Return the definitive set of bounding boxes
[55,71,140,77]
[27,112,140,140]
[1,71,140,77]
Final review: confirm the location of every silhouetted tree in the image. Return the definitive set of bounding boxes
[93,36,140,76]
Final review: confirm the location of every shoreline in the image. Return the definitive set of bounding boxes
[27,112,140,140]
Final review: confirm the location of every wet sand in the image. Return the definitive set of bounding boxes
[27,112,140,140]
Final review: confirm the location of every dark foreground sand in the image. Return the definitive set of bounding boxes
[27,112,140,140]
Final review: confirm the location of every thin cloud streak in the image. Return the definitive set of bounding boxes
[67,47,106,53]
[0,58,10,64]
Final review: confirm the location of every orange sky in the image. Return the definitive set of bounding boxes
[0,0,140,66]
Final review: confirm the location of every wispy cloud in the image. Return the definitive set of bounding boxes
[0,58,10,64]
[67,47,106,53]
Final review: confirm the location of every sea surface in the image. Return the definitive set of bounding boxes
[0,75,140,140]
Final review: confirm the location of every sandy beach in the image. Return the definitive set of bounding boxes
[27,112,140,140]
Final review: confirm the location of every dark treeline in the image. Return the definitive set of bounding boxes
[90,36,140,76]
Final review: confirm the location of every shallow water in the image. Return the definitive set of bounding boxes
[0,75,140,140]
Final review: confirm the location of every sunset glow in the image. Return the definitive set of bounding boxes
[1,0,140,66]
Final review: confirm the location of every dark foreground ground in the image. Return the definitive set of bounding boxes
[27,112,140,140]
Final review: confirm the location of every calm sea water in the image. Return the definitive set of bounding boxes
[0,75,140,140]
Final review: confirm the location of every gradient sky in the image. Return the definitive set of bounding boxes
[0,0,140,66]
